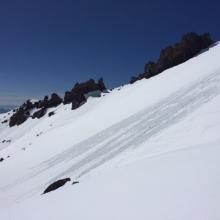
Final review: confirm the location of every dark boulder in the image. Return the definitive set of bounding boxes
[34,100,41,109]
[72,181,79,185]
[72,99,86,110]
[48,93,63,108]
[63,91,72,105]
[23,100,34,111]
[9,108,28,127]
[43,178,71,194]
[98,78,106,91]
[71,92,86,110]
[64,78,106,110]
[0,158,4,162]
[48,111,55,117]
[34,96,49,109]
[42,96,49,108]
[32,107,47,119]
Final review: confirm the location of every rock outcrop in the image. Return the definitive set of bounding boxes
[48,93,63,108]
[9,93,63,127]
[9,107,29,127]
[43,178,71,194]
[9,78,106,127]
[32,107,47,119]
[63,78,106,110]
[130,32,213,83]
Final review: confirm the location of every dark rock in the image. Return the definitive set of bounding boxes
[72,100,86,110]
[130,32,213,83]
[98,78,106,91]
[48,93,62,108]
[63,91,72,105]
[71,93,86,110]
[1,119,8,124]
[9,100,36,127]
[34,101,41,109]
[23,100,34,111]
[43,178,71,194]
[72,181,79,185]
[9,107,28,127]
[42,96,49,108]
[63,78,106,110]
[9,78,106,126]
[36,132,43,137]
[32,108,47,119]
[48,111,55,117]
[0,158,4,162]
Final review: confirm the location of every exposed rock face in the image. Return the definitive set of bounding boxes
[9,94,63,127]
[63,78,106,110]
[63,91,72,104]
[43,178,71,194]
[32,94,62,110]
[9,79,106,127]
[23,100,34,111]
[32,107,47,119]
[9,107,28,127]
[130,32,213,83]
[48,93,63,108]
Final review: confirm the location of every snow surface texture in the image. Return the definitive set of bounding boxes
[1,43,220,219]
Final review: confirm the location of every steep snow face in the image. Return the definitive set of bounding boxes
[1,43,220,219]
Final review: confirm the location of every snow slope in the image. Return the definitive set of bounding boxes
[1,43,220,219]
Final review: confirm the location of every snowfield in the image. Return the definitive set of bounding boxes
[1,43,220,219]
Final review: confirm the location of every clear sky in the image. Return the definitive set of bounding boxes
[0,0,219,105]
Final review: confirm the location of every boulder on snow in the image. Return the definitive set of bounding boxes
[48,111,55,117]
[72,181,79,185]
[43,178,71,194]
[0,158,4,162]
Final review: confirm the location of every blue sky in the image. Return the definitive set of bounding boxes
[0,0,220,105]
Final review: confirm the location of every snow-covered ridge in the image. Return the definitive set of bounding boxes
[1,42,220,220]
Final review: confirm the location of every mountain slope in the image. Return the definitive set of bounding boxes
[0,42,220,219]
